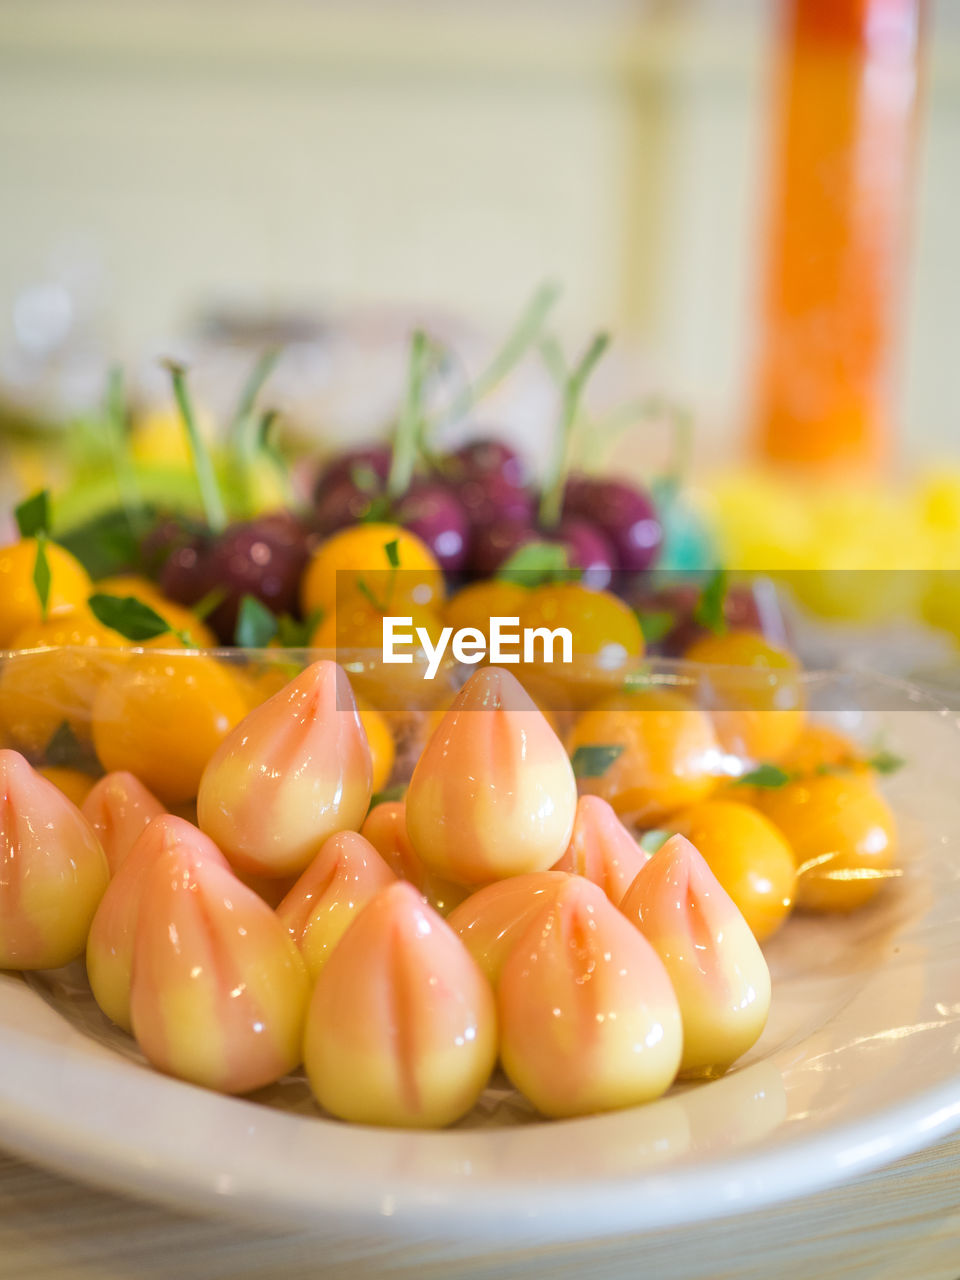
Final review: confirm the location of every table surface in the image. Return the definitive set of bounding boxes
[2,1132,960,1280]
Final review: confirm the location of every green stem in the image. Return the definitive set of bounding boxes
[105,366,144,530]
[433,280,562,434]
[538,332,610,529]
[387,331,430,501]
[230,348,280,440]
[165,360,228,533]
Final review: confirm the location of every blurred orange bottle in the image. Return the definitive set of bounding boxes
[754,0,924,474]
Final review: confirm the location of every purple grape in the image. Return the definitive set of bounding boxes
[313,445,392,500]
[313,476,383,537]
[552,517,616,590]
[447,439,527,489]
[468,520,538,578]
[139,516,205,578]
[394,482,469,573]
[203,514,311,641]
[457,471,534,532]
[159,537,217,609]
[564,477,662,573]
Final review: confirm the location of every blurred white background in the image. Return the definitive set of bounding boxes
[0,0,957,458]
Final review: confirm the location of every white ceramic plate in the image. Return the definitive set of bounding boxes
[2,683,960,1244]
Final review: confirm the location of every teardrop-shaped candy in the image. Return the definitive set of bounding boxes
[304,881,497,1127]
[0,749,109,969]
[551,795,648,905]
[130,843,310,1094]
[276,831,396,980]
[360,800,467,916]
[446,871,570,986]
[81,771,166,875]
[620,835,771,1075]
[197,660,373,878]
[405,667,577,886]
[86,814,228,1030]
[498,876,682,1118]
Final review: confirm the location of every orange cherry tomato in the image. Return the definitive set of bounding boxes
[753,772,898,912]
[300,523,444,617]
[671,799,797,940]
[0,540,92,647]
[567,689,721,825]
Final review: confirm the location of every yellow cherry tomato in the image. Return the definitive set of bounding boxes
[91,653,249,804]
[519,582,644,708]
[0,610,129,753]
[300,523,444,617]
[671,799,797,941]
[779,722,866,777]
[444,580,531,639]
[356,700,396,794]
[37,765,98,808]
[684,628,805,765]
[567,689,721,825]
[753,772,898,913]
[0,540,92,647]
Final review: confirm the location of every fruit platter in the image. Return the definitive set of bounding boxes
[1,300,959,1238]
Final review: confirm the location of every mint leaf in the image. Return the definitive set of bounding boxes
[635,609,676,645]
[369,783,407,809]
[15,490,50,539]
[497,541,575,587]
[33,534,51,620]
[735,763,791,789]
[692,568,728,635]
[639,829,672,855]
[571,743,624,779]
[235,595,278,648]
[89,593,178,643]
[45,720,100,772]
[275,609,323,647]
[384,538,401,569]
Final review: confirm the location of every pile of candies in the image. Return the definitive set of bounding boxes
[0,647,901,1128]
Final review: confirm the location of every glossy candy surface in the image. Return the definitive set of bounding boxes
[551,795,648,906]
[82,772,166,875]
[130,840,310,1094]
[498,876,682,1117]
[446,871,570,985]
[197,660,373,878]
[303,882,497,1127]
[405,667,577,885]
[276,830,396,980]
[621,835,771,1075]
[0,750,109,969]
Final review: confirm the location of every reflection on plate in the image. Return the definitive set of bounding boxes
[1,696,959,1244]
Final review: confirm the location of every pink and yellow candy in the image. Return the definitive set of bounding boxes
[360,800,466,916]
[81,771,166,875]
[620,835,771,1075]
[551,795,649,906]
[498,876,682,1118]
[446,871,570,986]
[130,841,310,1094]
[86,814,228,1030]
[276,830,396,980]
[197,660,373,879]
[304,881,497,1127]
[0,749,109,970]
[405,666,577,886]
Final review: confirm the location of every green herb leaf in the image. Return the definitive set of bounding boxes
[639,829,673,855]
[45,720,100,772]
[635,609,676,646]
[58,506,152,580]
[369,783,407,809]
[868,749,906,776]
[15,490,50,539]
[275,609,323,648]
[692,568,729,635]
[384,538,401,569]
[496,541,575,587]
[33,534,51,620]
[735,763,792,789]
[571,743,624,779]
[89,592,176,643]
[234,595,278,648]
[192,586,228,621]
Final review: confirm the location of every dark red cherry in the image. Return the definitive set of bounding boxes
[393,482,469,573]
